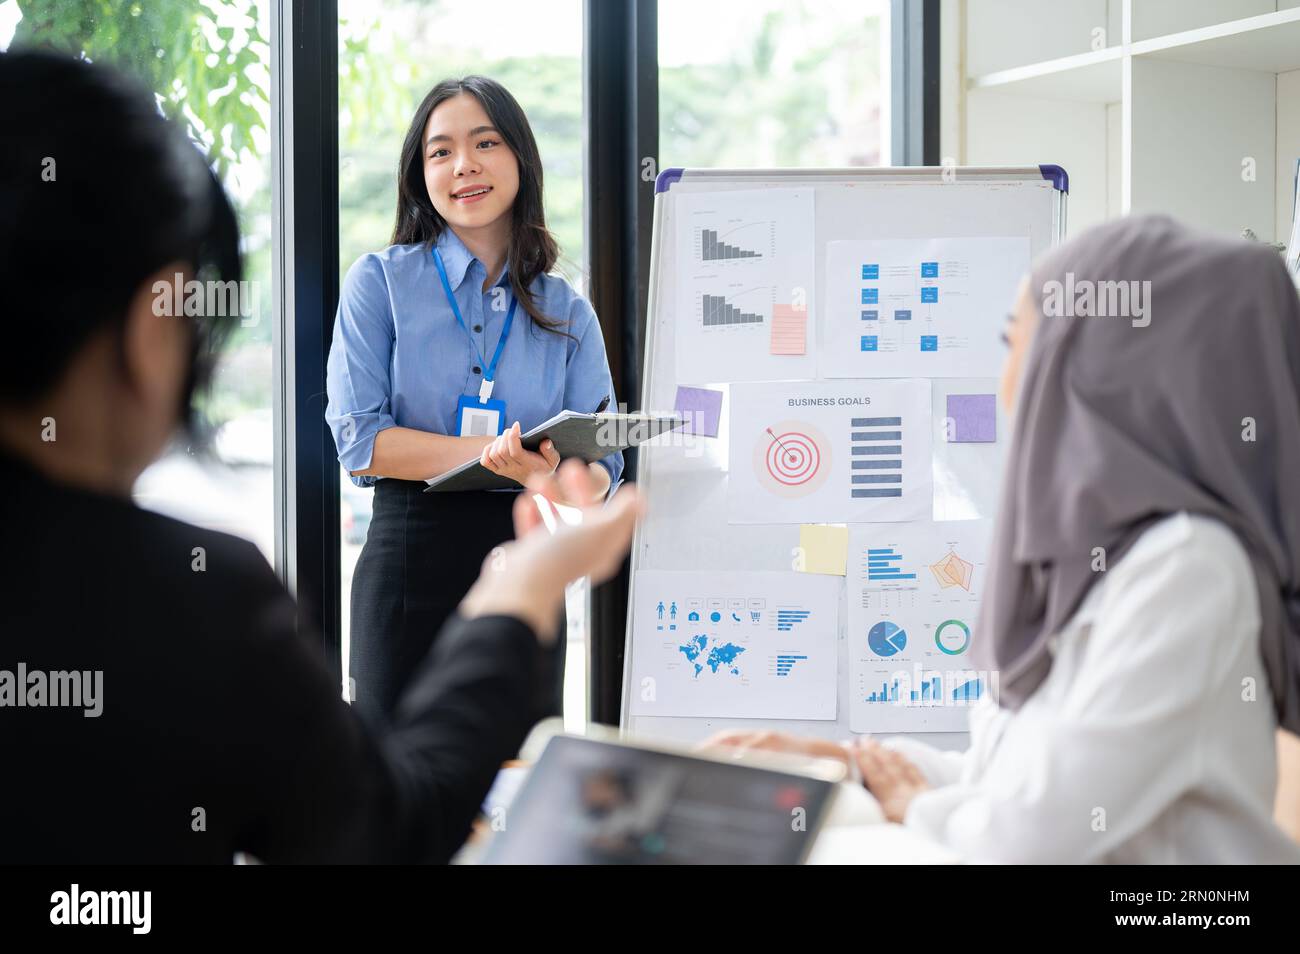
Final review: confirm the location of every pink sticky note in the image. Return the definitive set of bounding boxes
[770,304,807,355]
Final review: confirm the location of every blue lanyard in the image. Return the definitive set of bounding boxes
[431,246,517,388]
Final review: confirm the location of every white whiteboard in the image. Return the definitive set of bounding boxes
[620,167,1066,752]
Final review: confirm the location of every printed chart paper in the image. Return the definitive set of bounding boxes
[627,570,839,720]
[674,188,816,384]
[728,380,932,524]
[823,237,1030,379]
[847,520,993,732]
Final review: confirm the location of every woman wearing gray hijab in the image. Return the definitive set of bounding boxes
[709,214,1300,862]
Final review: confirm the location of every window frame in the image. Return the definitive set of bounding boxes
[272,0,342,678]
[891,0,940,165]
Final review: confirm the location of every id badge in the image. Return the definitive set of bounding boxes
[455,394,507,437]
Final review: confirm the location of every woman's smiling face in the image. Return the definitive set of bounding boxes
[422,92,519,233]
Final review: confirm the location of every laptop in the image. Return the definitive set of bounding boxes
[481,734,842,864]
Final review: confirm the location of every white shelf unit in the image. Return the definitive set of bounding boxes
[942,0,1300,241]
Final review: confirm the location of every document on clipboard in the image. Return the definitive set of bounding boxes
[423,410,686,492]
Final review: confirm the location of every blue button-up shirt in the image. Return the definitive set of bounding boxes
[326,228,623,488]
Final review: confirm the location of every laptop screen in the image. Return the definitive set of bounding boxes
[482,735,837,864]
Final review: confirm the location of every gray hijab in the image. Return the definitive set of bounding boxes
[973,213,1300,734]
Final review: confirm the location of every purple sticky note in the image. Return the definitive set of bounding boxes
[674,385,724,438]
[946,394,997,443]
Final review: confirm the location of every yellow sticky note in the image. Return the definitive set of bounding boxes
[799,524,848,576]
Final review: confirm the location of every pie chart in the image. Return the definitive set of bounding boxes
[868,620,907,657]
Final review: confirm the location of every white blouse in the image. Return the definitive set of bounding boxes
[893,512,1300,863]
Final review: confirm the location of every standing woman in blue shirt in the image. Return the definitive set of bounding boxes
[326,76,623,722]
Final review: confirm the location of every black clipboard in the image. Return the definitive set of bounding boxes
[423,411,686,492]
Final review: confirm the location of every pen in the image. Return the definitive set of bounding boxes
[594,395,610,413]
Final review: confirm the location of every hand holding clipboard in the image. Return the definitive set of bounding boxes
[424,408,685,492]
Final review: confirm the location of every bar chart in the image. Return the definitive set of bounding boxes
[865,545,916,582]
[775,608,812,632]
[865,676,905,704]
[772,654,809,677]
[861,674,984,704]
[700,226,765,261]
[701,292,763,327]
[863,675,945,704]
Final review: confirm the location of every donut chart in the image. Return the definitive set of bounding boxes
[934,619,970,655]
[752,419,831,498]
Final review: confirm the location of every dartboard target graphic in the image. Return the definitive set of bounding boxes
[752,420,831,498]
[765,430,819,484]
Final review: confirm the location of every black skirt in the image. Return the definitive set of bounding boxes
[348,479,564,723]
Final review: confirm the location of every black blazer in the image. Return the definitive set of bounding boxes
[0,448,540,863]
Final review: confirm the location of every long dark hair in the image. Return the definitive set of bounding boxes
[392,75,568,337]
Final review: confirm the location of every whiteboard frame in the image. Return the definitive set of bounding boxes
[618,166,1067,749]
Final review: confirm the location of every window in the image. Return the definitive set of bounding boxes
[659,0,890,169]
[2,0,277,560]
